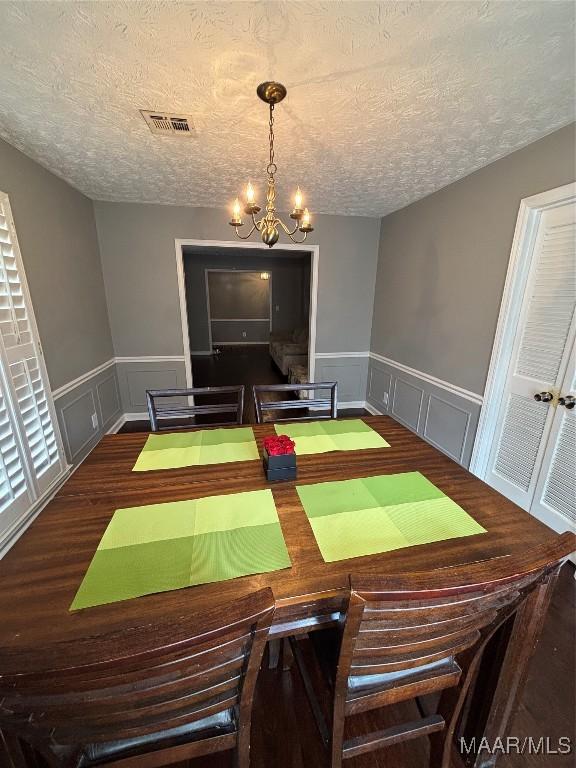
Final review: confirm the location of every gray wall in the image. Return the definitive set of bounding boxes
[94,204,380,356]
[94,204,381,408]
[184,249,310,351]
[370,123,576,395]
[0,138,120,464]
[0,138,114,391]
[367,122,575,466]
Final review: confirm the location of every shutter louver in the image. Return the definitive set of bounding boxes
[0,384,27,513]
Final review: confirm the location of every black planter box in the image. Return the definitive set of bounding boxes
[262,448,297,482]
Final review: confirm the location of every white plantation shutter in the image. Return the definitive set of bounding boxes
[8,357,60,481]
[0,192,65,549]
[0,385,29,513]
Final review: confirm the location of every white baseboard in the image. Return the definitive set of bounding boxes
[124,412,149,422]
[107,414,127,434]
[364,401,382,416]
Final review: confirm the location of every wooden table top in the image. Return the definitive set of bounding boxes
[0,416,558,650]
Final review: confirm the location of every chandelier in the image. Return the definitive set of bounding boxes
[229,81,313,247]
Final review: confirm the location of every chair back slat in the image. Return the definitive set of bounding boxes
[146,386,245,431]
[360,588,520,625]
[356,607,499,648]
[7,653,246,726]
[0,589,273,757]
[252,382,337,423]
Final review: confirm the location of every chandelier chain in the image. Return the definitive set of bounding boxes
[230,81,312,246]
[268,103,275,176]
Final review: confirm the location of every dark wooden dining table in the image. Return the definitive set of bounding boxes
[0,415,563,767]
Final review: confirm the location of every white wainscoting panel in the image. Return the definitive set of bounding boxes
[392,377,424,431]
[367,354,482,467]
[53,365,123,465]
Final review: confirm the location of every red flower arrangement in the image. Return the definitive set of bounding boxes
[263,434,296,456]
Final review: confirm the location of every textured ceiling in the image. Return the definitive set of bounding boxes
[0,1,574,217]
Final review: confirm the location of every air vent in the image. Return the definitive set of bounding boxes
[140,110,196,137]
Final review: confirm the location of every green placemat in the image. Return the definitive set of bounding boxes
[296,472,485,562]
[71,489,291,610]
[133,427,259,471]
[275,419,390,455]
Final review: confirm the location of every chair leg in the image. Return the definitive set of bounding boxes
[281,636,294,671]
[235,726,250,768]
[268,638,282,670]
[330,723,345,768]
[0,731,29,768]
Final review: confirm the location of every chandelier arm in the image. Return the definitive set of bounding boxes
[251,212,263,231]
[287,230,308,245]
[234,224,258,240]
[277,218,301,237]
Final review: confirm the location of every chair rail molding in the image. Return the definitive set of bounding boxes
[315,351,371,359]
[115,355,186,364]
[51,358,116,400]
[52,357,187,400]
[316,351,484,405]
[469,182,576,480]
[369,352,483,405]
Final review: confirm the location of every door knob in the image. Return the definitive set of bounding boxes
[533,392,553,402]
[558,395,575,410]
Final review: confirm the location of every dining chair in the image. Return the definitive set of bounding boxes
[146,385,245,431]
[0,587,274,768]
[252,382,338,423]
[290,533,575,768]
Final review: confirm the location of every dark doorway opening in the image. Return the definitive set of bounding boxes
[183,246,312,423]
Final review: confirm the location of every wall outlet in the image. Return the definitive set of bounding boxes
[382,392,389,406]
[275,304,280,312]
[91,413,98,429]
[242,330,247,338]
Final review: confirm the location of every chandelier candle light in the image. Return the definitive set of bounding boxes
[229,81,314,247]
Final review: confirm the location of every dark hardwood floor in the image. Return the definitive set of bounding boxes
[185,563,575,768]
[192,345,286,424]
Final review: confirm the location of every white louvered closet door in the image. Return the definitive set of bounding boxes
[531,340,575,532]
[485,202,576,513]
[0,193,65,547]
